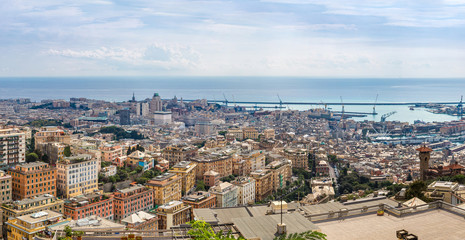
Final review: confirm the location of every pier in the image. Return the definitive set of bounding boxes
[171,99,460,106]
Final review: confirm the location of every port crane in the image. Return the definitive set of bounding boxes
[223,93,229,106]
[458,96,463,118]
[373,94,378,115]
[340,96,345,120]
[381,111,397,122]
[277,94,283,109]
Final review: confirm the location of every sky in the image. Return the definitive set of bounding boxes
[1,0,465,77]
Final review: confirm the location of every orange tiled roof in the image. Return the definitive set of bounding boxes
[416,146,433,152]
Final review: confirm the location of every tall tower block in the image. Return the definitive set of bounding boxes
[416,146,432,181]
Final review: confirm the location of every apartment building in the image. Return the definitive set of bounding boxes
[250,169,274,201]
[34,126,70,149]
[6,210,68,240]
[127,150,155,171]
[56,155,98,198]
[282,148,308,169]
[232,177,256,206]
[146,173,182,206]
[156,201,193,230]
[203,170,220,187]
[227,128,243,141]
[0,170,12,204]
[242,127,259,140]
[240,151,266,176]
[162,145,197,166]
[9,162,56,200]
[121,211,157,231]
[64,192,114,220]
[35,142,66,165]
[266,159,292,191]
[0,127,26,165]
[183,191,217,209]
[263,129,275,140]
[100,144,123,162]
[113,185,154,221]
[1,194,64,224]
[192,156,233,180]
[168,161,197,195]
[210,182,238,208]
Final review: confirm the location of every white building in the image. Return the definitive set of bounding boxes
[232,177,256,205]
[57,154,99,198]
[102,165,117,177]
[154,111,172,125]
[210,182,238,208]
[0,127,26,165]
[136,102,150,116]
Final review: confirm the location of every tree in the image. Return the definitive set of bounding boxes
[188,220,245,240]
[273,231,327,240]
[135,166,144,173]
[26,153,39,163]
[41,153,49,163]
[63,146,72,157]
[196,180,206,191]
[406,180,428,200]
[406,173,413,181]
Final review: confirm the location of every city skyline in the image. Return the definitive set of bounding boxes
[1,0,465,77]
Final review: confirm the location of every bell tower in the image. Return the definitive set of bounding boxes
[416,145,432,181]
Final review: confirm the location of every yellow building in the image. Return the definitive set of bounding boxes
[146,173,182,206]
[266,159,292,191]
[263,129,275,140]
[56,154,98,198]
[34,126,70,149]
[282,148,308,169]
[6,210,68,240]
[191,156,233,180]
[168,161,197,195]
[1,194,64,224]
[156,201,193,230]
[242,127,259,140]
[250,169,274,201]
[162,145,197,166]
[0,170,12,204]
[227,129,243,141]
[240,151,266,176]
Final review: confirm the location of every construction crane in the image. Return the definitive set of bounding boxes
[373,94,378,115]
[458,95,463,118]
[381,111,397,122]
[232,94,237,107]
[223,93,228,106]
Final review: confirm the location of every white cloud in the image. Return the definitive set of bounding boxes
[45,43,201,71]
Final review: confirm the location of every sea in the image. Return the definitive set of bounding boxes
[1,77,464,123]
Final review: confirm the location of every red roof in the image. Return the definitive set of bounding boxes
[443,163,465,170]
[416,146,433,152]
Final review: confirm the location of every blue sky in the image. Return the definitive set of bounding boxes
[1,0,465,77]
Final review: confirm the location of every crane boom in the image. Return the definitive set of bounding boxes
[223,93,228,106]
[381,111,396,122]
